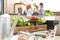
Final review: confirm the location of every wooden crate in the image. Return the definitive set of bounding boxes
[14,25,47,34]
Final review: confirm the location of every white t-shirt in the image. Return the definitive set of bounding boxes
[26,9,33,16]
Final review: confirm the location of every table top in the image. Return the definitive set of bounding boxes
[10,35,55,40]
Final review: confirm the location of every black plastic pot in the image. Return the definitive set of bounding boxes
[45,20,59,30]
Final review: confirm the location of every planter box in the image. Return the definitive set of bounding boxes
[14,25,47,34]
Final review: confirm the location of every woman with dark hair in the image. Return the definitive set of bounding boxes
[39,3,44,18]
[39,3,54,31]
[18,7,23,15]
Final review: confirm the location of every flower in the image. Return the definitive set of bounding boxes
[18,18,23,22]
[28,22,31,26]
[12,15,17,20]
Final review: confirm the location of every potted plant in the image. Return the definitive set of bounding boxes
[11,15,47,33]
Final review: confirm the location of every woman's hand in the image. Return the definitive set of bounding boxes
[18,35,27,40]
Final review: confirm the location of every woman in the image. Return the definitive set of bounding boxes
[26,5,33,16]
[39,3,44,18]
[18,7,22,15]
[18,7,24,15]
[39,3,54,33]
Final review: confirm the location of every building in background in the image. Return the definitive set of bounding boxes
[4,0,60,14]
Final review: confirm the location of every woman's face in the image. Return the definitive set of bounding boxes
[40,5,43,8]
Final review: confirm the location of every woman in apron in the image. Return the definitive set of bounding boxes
[39,3,44,18]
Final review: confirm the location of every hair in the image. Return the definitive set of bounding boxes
[26,5,31,10]
[40,3,43,6]
[18,7,22,13]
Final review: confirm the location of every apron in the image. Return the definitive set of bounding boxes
[40,8,44,18]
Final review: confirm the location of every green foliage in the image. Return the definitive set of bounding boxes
[44,10,55,16]
[10,16,46,27]
[37,18,46,25]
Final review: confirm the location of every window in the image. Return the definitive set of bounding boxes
[25,0,60,12]
[0,0,4,14]
[43,0,60,12]
[0,0,1,11]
